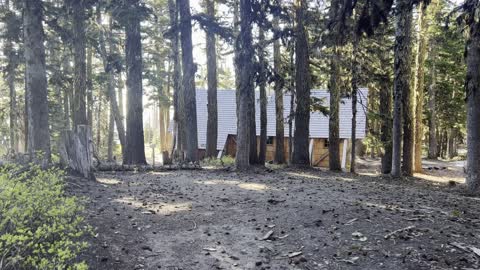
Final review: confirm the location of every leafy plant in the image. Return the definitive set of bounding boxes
[0,165,90,270]
[201,155,236,167]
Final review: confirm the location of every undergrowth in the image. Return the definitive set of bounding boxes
[0,165,90,270]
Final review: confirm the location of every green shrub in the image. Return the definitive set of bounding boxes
[0,165,90,270]
[201,155,236,167]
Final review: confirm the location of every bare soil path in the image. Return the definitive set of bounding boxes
[69,167,480,270]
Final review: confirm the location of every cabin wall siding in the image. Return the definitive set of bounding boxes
[169,89,368,151]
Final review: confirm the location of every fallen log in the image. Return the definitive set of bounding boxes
[95,164,202,172]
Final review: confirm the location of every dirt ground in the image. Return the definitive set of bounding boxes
[68,160,480,270]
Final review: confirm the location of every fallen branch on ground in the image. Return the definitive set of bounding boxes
[95,164,202,172]
[384,226,416,239]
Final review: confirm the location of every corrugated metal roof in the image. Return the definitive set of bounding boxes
[191,88,368,150]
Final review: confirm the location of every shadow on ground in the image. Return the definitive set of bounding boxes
[68,163,480,270]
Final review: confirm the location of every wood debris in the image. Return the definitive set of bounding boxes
[384,226,415,239]
[450,242,480,257]
[288,251,303,258]
[260,230,274,241]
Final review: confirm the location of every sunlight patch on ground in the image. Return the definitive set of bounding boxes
[335,176,356,182]
[96,178,121,185]
[195,179,272,192]
[237,183,269,191]
[286,172,357,182]
[114,196,192,215]
[413,173,465,184]
[359,172,380,177]
[150,172,174,176]
[286,172,321,179]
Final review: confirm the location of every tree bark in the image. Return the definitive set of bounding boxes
[258,28,267,165]
[4,0,18,153]
[327,0,342,171]
[118,72,125,124]
[124,1,147,165]
[96,94,102,149]
[179,0,199,162]
[235,0,254,170]
[107,105,114,162]
[248,84,258,164]
[97,9,127,161]
[168,0,185,160]
[273,8,285,164]
[292,0,311,166]
[448,128,456,159]
[71,0,88,128]
[350,36,360,173]
[62,55,72,130]
[205,0,218,158]
[391,0,413,177]
[427,47,438,159]
[23,0,51,163]
[413,2,428,172]
[380,51,393,174]
[328,45,341,171]
[24,66,28,153]
[6,45,17,153]
[87,45,93,126]
[288,46,295,164]
[401,2,414,176]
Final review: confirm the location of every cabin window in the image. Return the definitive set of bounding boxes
[324,139,329,148]
[267,136,274,145]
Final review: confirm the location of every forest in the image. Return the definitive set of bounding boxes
[1,0,480,269]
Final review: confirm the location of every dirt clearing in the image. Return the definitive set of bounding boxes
[69,167,480,270]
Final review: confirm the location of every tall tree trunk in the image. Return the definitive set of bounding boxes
[328,0,342,171]
[235,0,254,170]
[441,129,447,158]
[24,0,51,163]
[380,51,393,174]
[96,95,102,149]
[258,28,267,164]
[118,72,125,123]
[24,66,28,153]
[391,0,413,177]
[179,0,198,162]
[107,104,114,161]
[4,0,18,153]
[248,86,258,164]
[98,10,127,160]
[72,0,87,128]
[288,46,295,164]
[124,2,147,165]
[448,128,456,159]
[205,0,218,158]
[413,2,428,172]
[328,45,341,170]
[87,45,93,126]
[159,106,166,151]
[401,3,414,176]
[7,49,17,153]
[62,54,72,130]
[292,0,311,166]
[168,0,184,160]
[350,36,360,173]
[273,7,285,164]
[63,86,70,130]
[428,47,438,159]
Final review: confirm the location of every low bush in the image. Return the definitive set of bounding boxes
[0,165,90,270]
[201,155,235,167]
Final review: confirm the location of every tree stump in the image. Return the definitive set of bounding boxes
[58,125,95,180]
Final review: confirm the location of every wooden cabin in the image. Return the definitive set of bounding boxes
[170,88,368,169]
